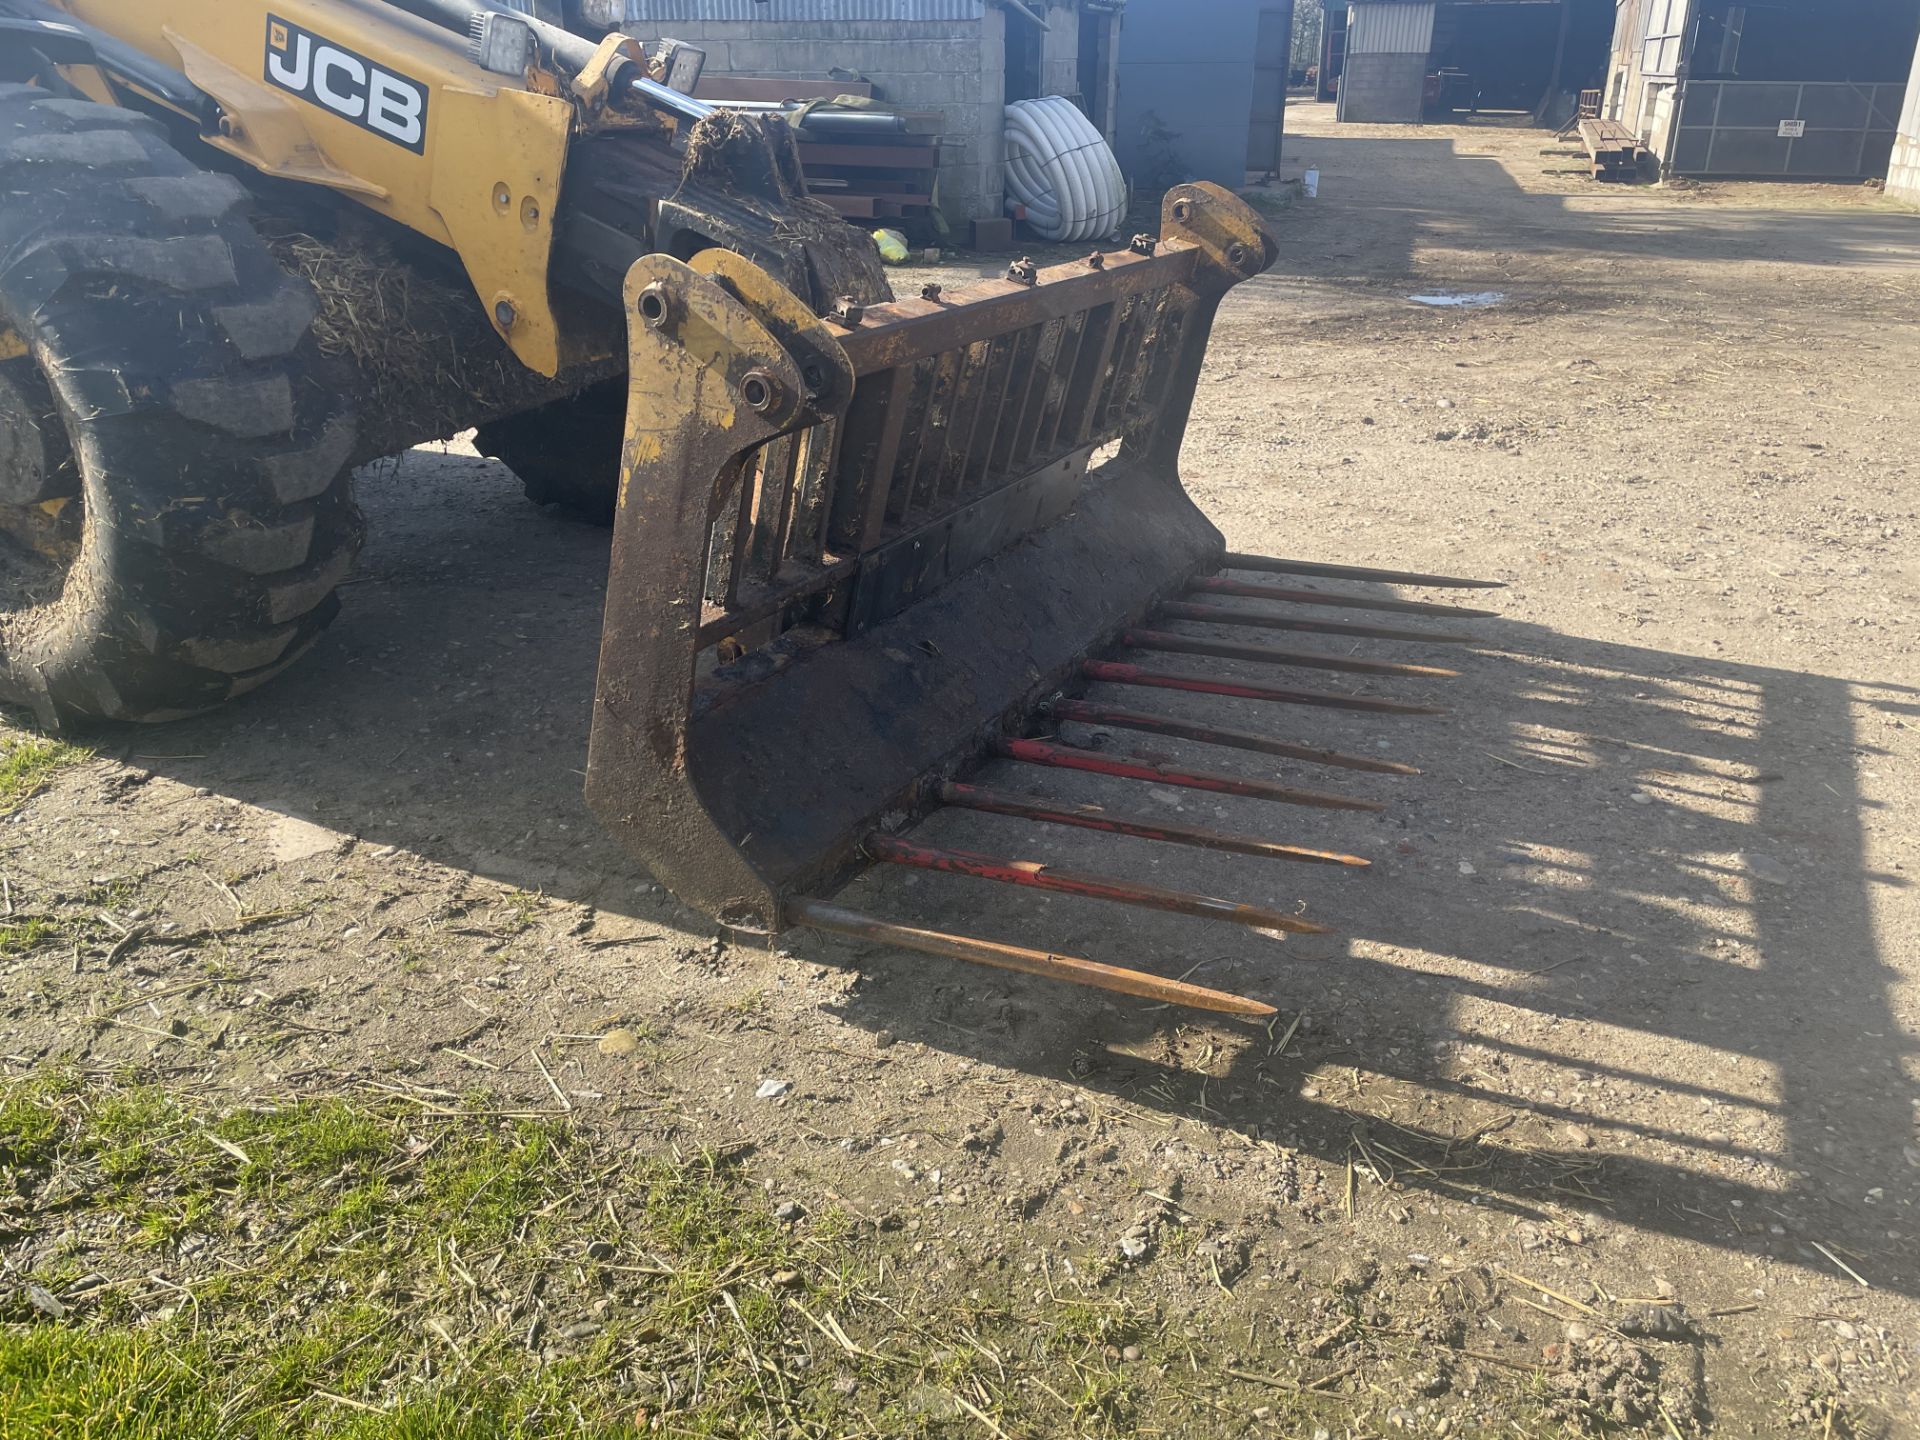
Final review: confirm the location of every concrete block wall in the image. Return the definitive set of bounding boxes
[622,13,1009,226]
[1039,6,1081,100]
[1335,53,1426,123]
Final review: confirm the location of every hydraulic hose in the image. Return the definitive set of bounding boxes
[1003,96,1126,243]
[380,0,715,124]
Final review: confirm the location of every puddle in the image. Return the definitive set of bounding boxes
[1407,291,1507,308]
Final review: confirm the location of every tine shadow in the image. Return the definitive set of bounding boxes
[117,443,1918,1302]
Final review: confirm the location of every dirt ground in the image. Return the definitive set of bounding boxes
[4,103,1919,1435]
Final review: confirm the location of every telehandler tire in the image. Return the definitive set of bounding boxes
[473,378,625,523]
[0,85,360,727]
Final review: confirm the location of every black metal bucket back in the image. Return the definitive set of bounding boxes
[586,184,1280,934]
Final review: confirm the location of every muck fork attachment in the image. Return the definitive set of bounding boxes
[586,184,1505,1018]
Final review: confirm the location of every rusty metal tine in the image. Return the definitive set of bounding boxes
[1157,600,1479,645]
[1098,292,1154,430]
[903,350,959,518]
[1122,628,1458,679]
[958,333,1015,489]
[1035,308,1090,455]
[1189,576,1500,619]
[993,736,1384,811]
[937,341,991,500]
[1063,298,1122,448]
[886,360,938,528]
[790,898,1277,1017]
[983,325,1042,476]
[1082,660,1447,716]
[1047,700,1418,775]
[749,434,800,584]
[801,417,843,564]
[1221,552,1507,590]
[938,781,1370,867]
[864,834,1334,935]
[1004,318,1062,471]
[829,366,910,552]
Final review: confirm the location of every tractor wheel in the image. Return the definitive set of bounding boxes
[0,85,360,726]
[473,378,625,523]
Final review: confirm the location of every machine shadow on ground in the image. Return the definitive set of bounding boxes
[122,447,1919,1304]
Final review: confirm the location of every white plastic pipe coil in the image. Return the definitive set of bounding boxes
[1003,97,1126,244]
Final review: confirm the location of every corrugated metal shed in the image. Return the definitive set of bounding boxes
[619,0,986,19]
[1345,1,1435,55]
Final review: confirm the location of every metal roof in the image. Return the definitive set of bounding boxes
[1346,1,1435,53]
[618,1,989,19]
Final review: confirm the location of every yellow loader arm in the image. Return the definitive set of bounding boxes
[32,0,711,374]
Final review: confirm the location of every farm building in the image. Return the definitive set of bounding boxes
[613,1,1125,231]
[611,1,1300,232]
[1318,0,1616,125]
[1603,0,1917,180]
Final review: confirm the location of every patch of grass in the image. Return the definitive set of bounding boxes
[494,889,546,935]
[0,1327,227,1439]
[216,1098,394,1186]
[0,733,87,814]
[0,1073,65,1168]
[0,1073,1607,1439]
[0,917,59,955]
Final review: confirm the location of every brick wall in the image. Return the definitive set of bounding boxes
[622,14,1010,226]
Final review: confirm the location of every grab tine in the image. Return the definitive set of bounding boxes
[1047,699,1420,775]
[1222,552,1507,590]
[1189,576,1500,619]
[791,899,1277,1017]
[864,834,1334,935]
[1082,660,1447,716]
[938,781,1371,867]
[1157,600,1479,645]
[994,736,1384,811]
[1123,628,1458,678]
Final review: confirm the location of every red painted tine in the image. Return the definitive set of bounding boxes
[1081,660,1447,716]
[790,898,1277,1017]
[1046,699,1419,775]
[1122,628,1458,678]
[1189,575,1500,619]
[1156,600,1479,645]
[1221,552,1506,589]
[937,781,1370,867]
[864,834,1334,935]
[993,737,1383,812]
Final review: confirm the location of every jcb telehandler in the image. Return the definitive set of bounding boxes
[0,2,1499,1016]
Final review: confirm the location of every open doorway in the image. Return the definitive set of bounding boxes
[1248,3,1293,171]
[1006,9,1041,104]
[1077,8,1112,133]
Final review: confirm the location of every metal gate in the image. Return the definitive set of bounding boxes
[1671,80,1905,178]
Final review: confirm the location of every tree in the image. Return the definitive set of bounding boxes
[1291,2,1323,84]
